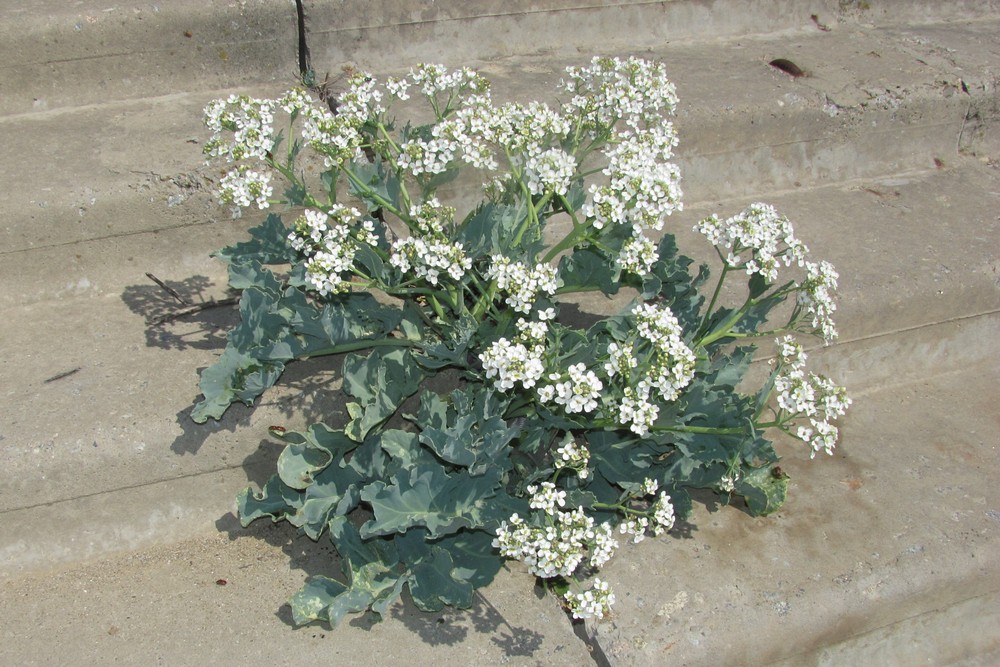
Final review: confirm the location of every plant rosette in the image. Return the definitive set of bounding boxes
[193,57,850,626]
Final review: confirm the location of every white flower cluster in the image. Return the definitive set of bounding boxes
[300,105,364,168]
[523,147,577,196]
[479,317,549,392]
[562,56,679,132]
[390,199,471,285]
[604,304,696,435]
[527,482,566,514]
[287,205,377,296]
[633,303,697,402]
[488,101,573,159]
[773,336,851,457]
[538,363,604,415]
[800,260,840,342]
[410,63,489,100]
[564,578,616,620]
[617,480,675,543]
[493,505,619,579]
[384,76,411,100]
[203,94,276,163]
[486,256,559,313]
[584,128,683,234]
[336,72,385,126]
[554,434,591,480]
[694,202,808,282]
[618,233,659,276]
[218,167,272,214]
[396,134,458,177]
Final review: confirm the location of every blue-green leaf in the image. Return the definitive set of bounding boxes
[343,348,426,441]
[359,465,504,539]
[408,546,474,611]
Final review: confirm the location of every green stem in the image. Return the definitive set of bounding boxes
[342,167,407,222]
[303,335,419,359]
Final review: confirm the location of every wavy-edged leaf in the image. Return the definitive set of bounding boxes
[557,247,618,296]
[359,465,504,539]
[343,347,426,441]
[408,546,474,612]
[237,474,303,526]
[191,347,284,423]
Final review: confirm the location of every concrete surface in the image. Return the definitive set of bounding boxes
[1,1,998,664]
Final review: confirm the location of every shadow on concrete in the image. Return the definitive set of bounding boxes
[120,274,237,351]
[122,267,352,455]
[214,508,546,659]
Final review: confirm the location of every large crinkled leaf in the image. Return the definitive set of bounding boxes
[435,530,506,589]
[289,565,405,627]
[457,201,527,258]
[414,314,478,370]
[379,429,441,472]
[191,347,285,423]
[347,156,403,214]
[285,290,403,356]
[329,515,399,576]
[277,442,334,490]
[194,279,403,423]
[407,546,475,612]
[359,464,504,539]
[343,348,426,442]
[416,388,518,475]
[557,247,618,296]
[237,474,303,526]
[586,430,658,485]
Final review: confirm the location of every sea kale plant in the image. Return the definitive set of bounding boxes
[194,57,850,625]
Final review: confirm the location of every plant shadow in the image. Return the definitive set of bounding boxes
[120,274,237,352]
[123,270,352,455]
[214,503,545,659]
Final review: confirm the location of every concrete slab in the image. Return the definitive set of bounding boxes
[584,359,1000,666]
[0,1,296,115]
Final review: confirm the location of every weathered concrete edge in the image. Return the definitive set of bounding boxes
[762,588,1000,666]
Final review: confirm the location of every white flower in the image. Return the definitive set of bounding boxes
[480,337,546,391]
[203,94,276,163]
[694,203,807,281]
[800,260,840,342]
[494,507,616,580]
[564,578,615,620]
[650,492,675,535]
[554,434,591,479]
[287,205,375,296]
[218,167,272,211]
[527,482,566,515]
[524,147,577,196]
[773,336,851,457]
[544,363,604,414]
[618,233,659,276]
[487,256,559,313]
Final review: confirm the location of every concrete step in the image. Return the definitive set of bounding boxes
[2,8,998,574]
[5,1,999,115]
